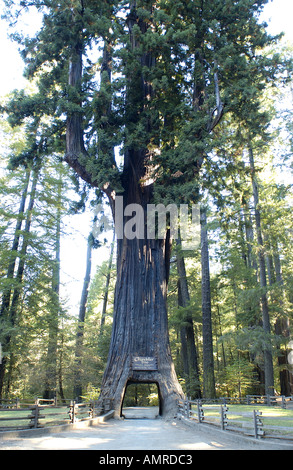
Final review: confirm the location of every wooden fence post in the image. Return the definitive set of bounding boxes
[197,400,204,423]
[69,400,76,424]
[220,405,228,430]
[185,399,190,419]
[253,410,263,439]
[89,401,94,419]
[30,400,40,428]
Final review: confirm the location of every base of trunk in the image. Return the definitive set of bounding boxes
[98,355,183,418]
[97,197,184,418]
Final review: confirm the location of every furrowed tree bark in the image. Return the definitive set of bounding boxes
[98,136,184,415]
[98,213,184,416]
[65,43,93,185]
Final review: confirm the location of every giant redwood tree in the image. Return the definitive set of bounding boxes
[3,0,284,415]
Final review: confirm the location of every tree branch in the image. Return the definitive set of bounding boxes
[207,70,224,132]
[64,41,116,211]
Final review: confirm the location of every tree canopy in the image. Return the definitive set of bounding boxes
[2,0,288,203]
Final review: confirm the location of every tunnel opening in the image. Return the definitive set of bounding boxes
[120,381,162,419]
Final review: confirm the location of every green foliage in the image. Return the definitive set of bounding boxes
[216,358,259,397]
[1,0,293,400]
[123,383,159,407]
[2,0,289,201]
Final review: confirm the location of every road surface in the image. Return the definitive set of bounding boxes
[0,407,291,451]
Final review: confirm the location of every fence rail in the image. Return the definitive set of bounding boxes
[199,395,293,408]
[0,397,113,432]
[178,397,293,441]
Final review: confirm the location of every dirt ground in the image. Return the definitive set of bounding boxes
[0,407,292,451]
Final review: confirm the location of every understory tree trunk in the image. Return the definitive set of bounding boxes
[0,170,30,398]
[99,230,115,338]
[176,239,201,398]
[248,144,275,396]
[73,231,94,401]
[272,249,293,396]
[43,173,62,399]
[0,165,39,397]
[200,207,216,398]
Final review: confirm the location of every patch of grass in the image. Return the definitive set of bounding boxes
[228,405,293,423]
[0,406,70,429]
[189,403,293,437]
[0,408,32,429]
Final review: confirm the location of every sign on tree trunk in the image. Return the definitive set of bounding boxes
[132,356,158,371]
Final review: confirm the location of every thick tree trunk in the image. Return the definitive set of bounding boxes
[98,185,184,417]
[98,238,184,417]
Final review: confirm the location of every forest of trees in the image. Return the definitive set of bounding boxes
[0,0,293,412]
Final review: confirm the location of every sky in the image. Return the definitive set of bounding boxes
[260,0,293,40]
[0,0,293,316]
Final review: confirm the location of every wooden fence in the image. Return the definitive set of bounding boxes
[199,394,292,408]
[1,395,292,438]
[178,397,293,441]
[0,397,113,432]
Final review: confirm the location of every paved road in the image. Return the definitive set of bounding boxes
[0,419,248,450]
[0,409,289,451]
